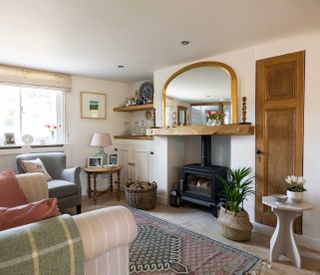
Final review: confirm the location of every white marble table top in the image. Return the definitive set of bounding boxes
[262,196,313,212]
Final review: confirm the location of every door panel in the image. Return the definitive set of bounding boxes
[255,51,304,234]
[266,62,296,99]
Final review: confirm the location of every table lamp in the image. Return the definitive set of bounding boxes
[90,132,112,165]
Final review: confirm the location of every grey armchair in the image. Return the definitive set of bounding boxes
[16,152,82,214]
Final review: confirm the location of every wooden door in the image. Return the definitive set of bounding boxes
[255,51,305,234]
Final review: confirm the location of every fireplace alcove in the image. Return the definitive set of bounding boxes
[179,136,227,217]
[145,60,254,210]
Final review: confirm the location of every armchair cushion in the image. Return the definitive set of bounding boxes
[0,170,28,207]
[48,180,78,198]
[21,158,52,181]
[0,198,60,231]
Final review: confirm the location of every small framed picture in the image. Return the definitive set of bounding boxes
[108,153,118,166]
[4,132,16,145]
[80,91,106,119]
[87,157,103,168]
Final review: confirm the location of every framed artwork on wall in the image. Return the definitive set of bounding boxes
[80,91,106,119]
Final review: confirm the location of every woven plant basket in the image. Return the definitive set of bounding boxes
[125,180,157,210]
[217,206,253,241]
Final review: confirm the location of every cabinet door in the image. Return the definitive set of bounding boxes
[117,148,130,188]
[134,149,152,182]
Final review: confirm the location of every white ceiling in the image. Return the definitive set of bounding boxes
[1,0,320,83]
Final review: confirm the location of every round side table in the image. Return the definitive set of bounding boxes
[83,165,123,203]
[262,196,312,268]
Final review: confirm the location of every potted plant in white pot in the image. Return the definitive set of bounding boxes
[217,167,254,241]
[285,175,306,203]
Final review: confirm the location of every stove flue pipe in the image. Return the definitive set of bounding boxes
[200,135,211,167]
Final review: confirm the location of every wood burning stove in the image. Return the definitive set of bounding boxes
[180,136,227,217]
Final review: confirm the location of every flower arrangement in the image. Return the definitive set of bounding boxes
[44,124,61,136]
[285,175,307,192]
[206,111,225,124]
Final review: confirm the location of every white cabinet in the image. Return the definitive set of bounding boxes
[114,140,154,187]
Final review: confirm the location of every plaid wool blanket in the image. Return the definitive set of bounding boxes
[0,214,84,275]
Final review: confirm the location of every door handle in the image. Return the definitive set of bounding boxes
[256,150,262,162]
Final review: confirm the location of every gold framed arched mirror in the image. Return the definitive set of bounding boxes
[162,61,238,127]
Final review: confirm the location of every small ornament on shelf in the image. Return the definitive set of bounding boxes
[206,111,224,126]
[240,78,251,124]
[240,97,251,124]
[171,111,177,127]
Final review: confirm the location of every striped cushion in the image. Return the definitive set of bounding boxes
[16,173,48,203]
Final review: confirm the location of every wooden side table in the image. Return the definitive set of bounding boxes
[262,196,313,268]
[83,165,123,203]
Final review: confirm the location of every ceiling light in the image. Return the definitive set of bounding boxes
[181,40,190,46]
[117,65,124,68]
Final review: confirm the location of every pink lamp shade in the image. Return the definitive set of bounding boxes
[90,132,113,147]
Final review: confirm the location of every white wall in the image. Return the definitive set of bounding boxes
[153,29,320,249]
[67,76,130,193]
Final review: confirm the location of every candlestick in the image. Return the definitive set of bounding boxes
[240,96,251,125]
[241,78,248,98]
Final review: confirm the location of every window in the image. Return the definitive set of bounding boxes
[0,83,65,145]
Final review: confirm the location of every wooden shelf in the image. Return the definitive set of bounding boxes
[114,135,154,140]
[113,103,154,112]
[146,124,254,136]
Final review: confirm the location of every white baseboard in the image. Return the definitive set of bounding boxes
[252,221,320,252]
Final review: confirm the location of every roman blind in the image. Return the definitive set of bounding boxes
[0,64,71,91]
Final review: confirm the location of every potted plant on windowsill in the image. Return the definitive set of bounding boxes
[217,167,254,241]
[285,175,306,203]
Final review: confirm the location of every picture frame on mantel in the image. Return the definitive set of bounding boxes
[80,91,106,119]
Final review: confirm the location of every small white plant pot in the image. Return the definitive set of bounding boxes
[287,190,304,203]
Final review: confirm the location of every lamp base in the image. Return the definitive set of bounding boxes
[96,150,108,165]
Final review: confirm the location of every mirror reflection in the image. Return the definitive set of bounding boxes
[163,62,237,127]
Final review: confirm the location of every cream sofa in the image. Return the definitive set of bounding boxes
[15,172,137,275]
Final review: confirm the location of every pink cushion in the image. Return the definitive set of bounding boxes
[0,169,28,207]
[0,198,61,231]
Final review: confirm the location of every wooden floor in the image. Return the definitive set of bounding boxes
[66,192,320,274]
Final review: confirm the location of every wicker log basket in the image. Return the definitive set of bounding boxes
[125,179,157,210]
[217,206,253,241]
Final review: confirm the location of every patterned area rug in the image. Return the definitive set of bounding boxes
[129,208,261,275]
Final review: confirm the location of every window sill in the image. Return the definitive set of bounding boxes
[0,143,70,155]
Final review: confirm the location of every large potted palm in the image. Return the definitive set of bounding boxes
[217,167,254,241]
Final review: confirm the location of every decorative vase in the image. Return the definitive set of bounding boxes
[215,119,222,126]
[49,131,56,143]
[287,190,304,203]
[206,119,216,126]
[217,206,253,241]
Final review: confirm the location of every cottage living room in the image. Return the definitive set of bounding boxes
[1,1,320,274]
